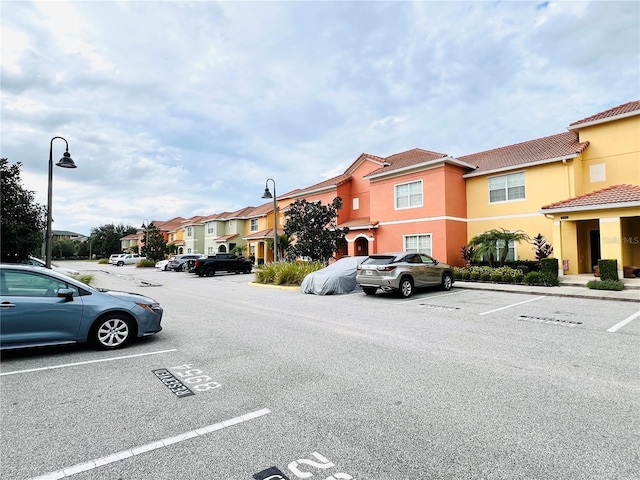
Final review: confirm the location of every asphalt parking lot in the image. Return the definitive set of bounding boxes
[1,262,639,480]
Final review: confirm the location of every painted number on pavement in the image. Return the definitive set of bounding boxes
[171,363,222,392]
[254,451,353,480]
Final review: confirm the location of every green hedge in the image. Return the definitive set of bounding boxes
[598,259,618,281]
[587,279,624,291]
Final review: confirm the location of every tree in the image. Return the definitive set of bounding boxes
[142,222,167,261]
[531,233,553,264]
[89,223,137,258]
[53,238,77,259]
[1,158,47,262]
[469,228,530,267]
[284,197,349,262]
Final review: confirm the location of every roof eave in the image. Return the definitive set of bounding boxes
[366,157,475,181]
[540,201,640,214]
[463,153,580,179]
[568,109,640,131]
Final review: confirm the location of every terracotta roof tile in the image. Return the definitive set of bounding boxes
[569,100,640,128]
[366,148,449,177]
[541,184,640,211]
[284,173,352,198]
[459,132,588,175]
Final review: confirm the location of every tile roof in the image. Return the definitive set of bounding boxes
[243,227,283,240]
[365,148,450,177]
[459,132,589,176]
[541,184,640,211]
[283,173,352,198]
[215,233,239,242]
[569,100,640,129]
[338,217,379,229]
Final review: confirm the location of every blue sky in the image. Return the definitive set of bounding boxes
[1,0,638,236]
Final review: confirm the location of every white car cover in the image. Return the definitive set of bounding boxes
[300,256,368,295]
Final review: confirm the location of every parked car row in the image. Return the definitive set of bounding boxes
[302,252,454,297]
[155,254,201,272]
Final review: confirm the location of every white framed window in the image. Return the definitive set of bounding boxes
[496,239,516,262]
[207,246,214,254]
[250,219,258,232]
[395,180,423,209]
[207,223,214,234]
[403,234,432,256]
[489,172,525,203]
[353,197,360,210]
[186,226,193,237]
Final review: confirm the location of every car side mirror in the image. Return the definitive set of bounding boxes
[57,288,74,301]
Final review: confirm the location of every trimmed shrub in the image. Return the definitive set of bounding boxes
[480,270,492,281]
[490,272,503,282]
[97,258,109,264]
[587,279,625,291]
[524,271,541,285]
[462,270,471,280]
[516,265,529,275]
[469,271,480,281]
[540,258,558,280]
[513,272,525,284]
[598,259,618,281]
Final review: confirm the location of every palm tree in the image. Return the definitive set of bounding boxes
[469,228,530,267]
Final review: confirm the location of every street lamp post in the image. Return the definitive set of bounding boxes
[46,137,77,268]
[261,178,278,262]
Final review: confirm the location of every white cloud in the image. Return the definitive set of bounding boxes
[1,0,638,235]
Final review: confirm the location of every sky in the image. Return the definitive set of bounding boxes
[1,1,639,236]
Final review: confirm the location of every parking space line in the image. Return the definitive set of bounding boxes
[0,349,178,376]
[28,408,271,479]
[607,310,640,333]
[395,289,468,304]
[479,296,546,316]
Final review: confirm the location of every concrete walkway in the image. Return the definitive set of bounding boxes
[454,274,640,302]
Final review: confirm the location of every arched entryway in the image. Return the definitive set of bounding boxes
[354,237,369,256]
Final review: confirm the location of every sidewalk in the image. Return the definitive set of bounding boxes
[453,274,640,303]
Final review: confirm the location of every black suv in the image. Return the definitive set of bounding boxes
[167,254,202,272]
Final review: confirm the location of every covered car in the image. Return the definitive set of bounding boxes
[300,256,368,295]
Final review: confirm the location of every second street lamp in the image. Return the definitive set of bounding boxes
[46,137,77,268]
[261,178,278,262]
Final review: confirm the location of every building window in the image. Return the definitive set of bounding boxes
[353,197,360,210]
[489,172,525,203]
[207,246,214,254]
[186,226,193,237]
[395,180,423,209]
[250,219,258,232]
[404,234,432,256]
[207,223,214,234]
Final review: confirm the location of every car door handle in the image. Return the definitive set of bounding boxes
[1,301,16,308]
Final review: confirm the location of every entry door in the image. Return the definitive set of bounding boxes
[589,230,601,271]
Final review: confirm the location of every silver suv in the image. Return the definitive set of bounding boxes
[356,252,454,298]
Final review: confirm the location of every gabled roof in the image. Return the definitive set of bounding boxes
[541,184,640,213]
[181,215,207,226]
[365,148,467,180]
[460,132,589,177]
[243,227,284,240]
[569,100,640,130]
[283,173,352,199]
[155,216,186,232]
[214,233,239,242]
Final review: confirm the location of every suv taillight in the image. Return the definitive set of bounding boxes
[378,266,397,271]
[195,260,202,267]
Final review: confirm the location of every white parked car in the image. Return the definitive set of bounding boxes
[111,254,145,266]
[155,259,169,271]
[109,254,125,264]
[23,257,80,277]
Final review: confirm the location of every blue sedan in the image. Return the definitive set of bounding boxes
[0,265,163,350]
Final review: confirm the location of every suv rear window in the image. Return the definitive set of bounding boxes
[362,256,395,265]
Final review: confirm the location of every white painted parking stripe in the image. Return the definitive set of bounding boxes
[607,309,640,333]
[0,349,178,376]
[479,296,546,316]
[28,408,271,480]
[395,289,467,304]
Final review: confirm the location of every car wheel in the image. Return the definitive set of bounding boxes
[398,277,414,298]
[363,287,377,296]
[441,272,453,291]
[117,261,124,266]
[93,315,133,350]
[181,263,188,272]
[205,268,215,277]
